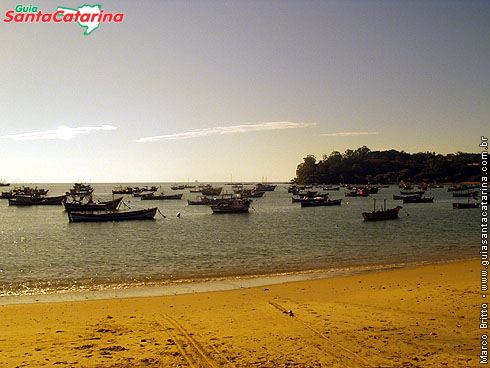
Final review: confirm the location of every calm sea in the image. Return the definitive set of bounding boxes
[0,183,479,298]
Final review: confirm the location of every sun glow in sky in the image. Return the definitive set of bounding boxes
[1,0,488,182]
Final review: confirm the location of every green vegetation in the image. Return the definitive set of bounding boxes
[294,146,481,184]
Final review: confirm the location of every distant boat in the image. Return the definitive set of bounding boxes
[448,184,479,192]
[210,199,251,213]
[187,197,211,205]
[112,186,133,194]
[68,207,158,222]
[400,190,425,195]
[141,193,183,200]
[201,187,222,196]
[8,195,66,206]
[301,198,342,207]
[452,190,478,198]
[6,186,49,197]
[66,183,93,197]
[256,183,276,192]
[453,202,479,209]
[63,197,123,212]
[362,199,402,221]
[345,188,370,197]
[171,185,186,190]
[132,186,158,194]
[402,197,434,204]
[393,194,421,200]
[0,180,10,187]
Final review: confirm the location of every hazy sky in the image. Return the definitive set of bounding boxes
[1,0,488,182]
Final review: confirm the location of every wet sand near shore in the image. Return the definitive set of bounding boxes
[0,260,479,367]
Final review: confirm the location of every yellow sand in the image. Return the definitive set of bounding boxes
[0,260,480,367]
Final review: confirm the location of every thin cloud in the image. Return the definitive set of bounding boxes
[0,125,117,141]
[137,121,316,142]
[322,132,378,137]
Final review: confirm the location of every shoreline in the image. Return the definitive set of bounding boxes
[0,258,480,367]
[0,256,477,305]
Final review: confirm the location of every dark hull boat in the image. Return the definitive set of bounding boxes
[393,194,421,200]
[63,197,123,212]
[141,193,183,200]
[68,207,158,222]
[187,197,210,205]
[452,191,478,198]
[112,186,133,194]
[8,195,66,206]
[301,199,342,207]
[362,206,402,221]
[210,199,251,213]
[400,190,425,195]
[403,197,434,203]
[448,184,479,192]
[256,183,276,192]
[201,187,223,196]
[453,202,479,209]
[362,200,402,221]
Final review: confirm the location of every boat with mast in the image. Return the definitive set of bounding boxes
[362,199,402,221]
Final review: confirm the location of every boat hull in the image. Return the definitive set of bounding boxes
[8,195,66,206]
[210,200,251,213]
[68,208,157,222]
[301,199,342,207]
[141,194,183,200]
[453,202,479,209]
[402,197,434,203]
[362,206,402,221]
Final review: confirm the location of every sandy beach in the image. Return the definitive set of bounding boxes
[0,260,480,367]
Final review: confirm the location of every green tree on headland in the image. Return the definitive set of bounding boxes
[293,146,480,184]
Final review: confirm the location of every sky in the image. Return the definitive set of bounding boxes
[1,0,488,183]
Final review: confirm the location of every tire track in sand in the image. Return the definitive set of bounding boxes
[158,313,236,368]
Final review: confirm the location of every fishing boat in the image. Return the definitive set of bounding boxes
[201,187,222,196]
[140,193,183,200]
[345,188,370,197]
[8,195,66,206]
[362,199,402,221]
[210,199,251,213]
[63,197,123,212]
[255,183,276,192]
[393,194,421,200]
[452,190,478,198]
[187,197,211,205]
[453,202,479,209]
[66,183,94,197]
[7,186,49,197]
[448,184,479,192]
[0,180,10,187]
[300,198,342,207]
[68,207,158,222]
[171,184,186,190]
[400,190,425,195]
[112,186,133,194]
[403,197,434,203]
[132,186,158,194]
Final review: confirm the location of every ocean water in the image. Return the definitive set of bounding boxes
[0,184,480,298]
